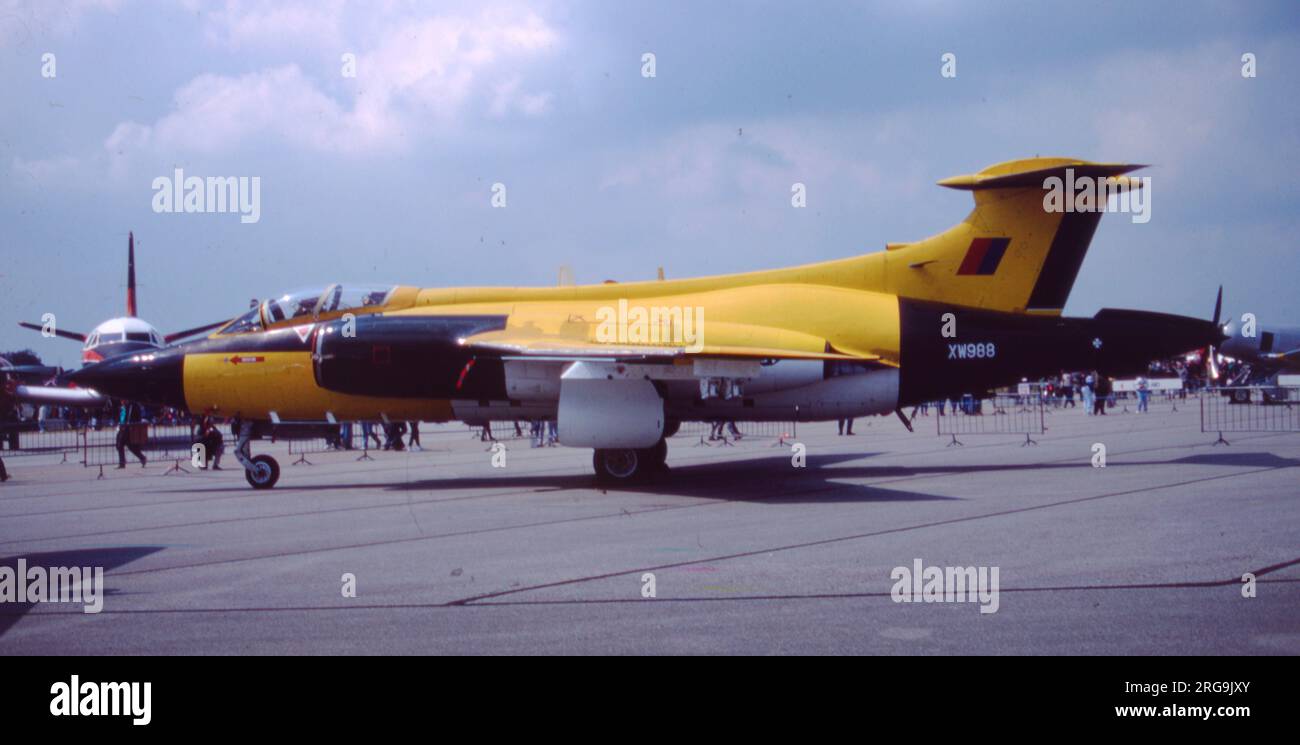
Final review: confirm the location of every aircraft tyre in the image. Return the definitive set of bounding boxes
[593,448,649,484]
[245,454,281,489]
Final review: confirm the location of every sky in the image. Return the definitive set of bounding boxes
[1,0,1297,367]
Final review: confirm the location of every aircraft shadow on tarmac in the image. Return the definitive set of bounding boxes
[154,449,1298,502]
[0,546,163,637]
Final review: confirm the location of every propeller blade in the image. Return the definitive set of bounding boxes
[163,319,230,344]
[17,321,86,342]
[1204,286,1224,381]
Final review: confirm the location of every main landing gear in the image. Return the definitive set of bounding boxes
[592,438,668,484]
[233,420,280,489]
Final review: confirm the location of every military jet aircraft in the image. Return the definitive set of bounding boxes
[70,157,1224,488]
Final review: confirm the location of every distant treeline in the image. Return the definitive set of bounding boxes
[0,349,45,366]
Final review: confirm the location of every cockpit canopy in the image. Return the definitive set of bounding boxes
[218,284,399,335]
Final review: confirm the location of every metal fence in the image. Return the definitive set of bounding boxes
[0,423,86,461]
[79,424,198,472]
[284,421,486,463]
[936,391,1046,446]
[1200,386,1300,445]
[672,419,797,447]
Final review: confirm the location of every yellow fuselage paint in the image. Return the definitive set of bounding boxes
[183,351,454,421]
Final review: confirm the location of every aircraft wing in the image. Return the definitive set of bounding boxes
[17,321,86,342]
[460,328,885,364]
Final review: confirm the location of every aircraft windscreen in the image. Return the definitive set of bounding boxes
[316,284,398,314]
[265,289,325,323]
[264,284,397,323]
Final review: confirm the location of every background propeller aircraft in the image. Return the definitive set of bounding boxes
[18,232,229,366]
[1219,319,1300,380]
[70,158,1224,488]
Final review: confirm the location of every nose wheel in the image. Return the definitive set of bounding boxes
[232,419,280,489]
[243,454,281,489]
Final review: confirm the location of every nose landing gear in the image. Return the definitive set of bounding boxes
[232,420,280,489]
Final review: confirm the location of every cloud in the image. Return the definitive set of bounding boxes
[599,119,895,208]
[10,154,80,187]
[105,65,360,155]
[104,5,560,158]
[200,0,347,50]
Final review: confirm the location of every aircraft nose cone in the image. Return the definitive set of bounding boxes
[67,350,187,410]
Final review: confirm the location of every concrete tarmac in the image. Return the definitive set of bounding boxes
[1,401,1296,654]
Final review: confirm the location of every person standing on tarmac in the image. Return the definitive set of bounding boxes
[1093,376,1112,416]
[115,401,147,468]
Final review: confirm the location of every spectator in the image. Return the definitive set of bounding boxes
[383,421,406,451]
[116,402,147,469]
[1093,376,1111,416]
[198,415,224,470]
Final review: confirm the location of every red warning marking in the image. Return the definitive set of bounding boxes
[227,356,265,366]
[456,359,476,390]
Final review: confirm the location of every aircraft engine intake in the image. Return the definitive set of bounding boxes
[312,314,507,399]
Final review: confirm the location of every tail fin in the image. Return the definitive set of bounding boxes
[127,231,137,317]
[883,158,1145,315]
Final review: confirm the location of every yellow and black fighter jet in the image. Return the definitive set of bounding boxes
[70,157,1223,488]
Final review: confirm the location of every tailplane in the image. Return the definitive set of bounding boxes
[882,157,1145,314]
[127,231,138,317]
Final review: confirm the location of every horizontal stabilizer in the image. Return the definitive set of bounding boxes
[937,158,1146,191]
